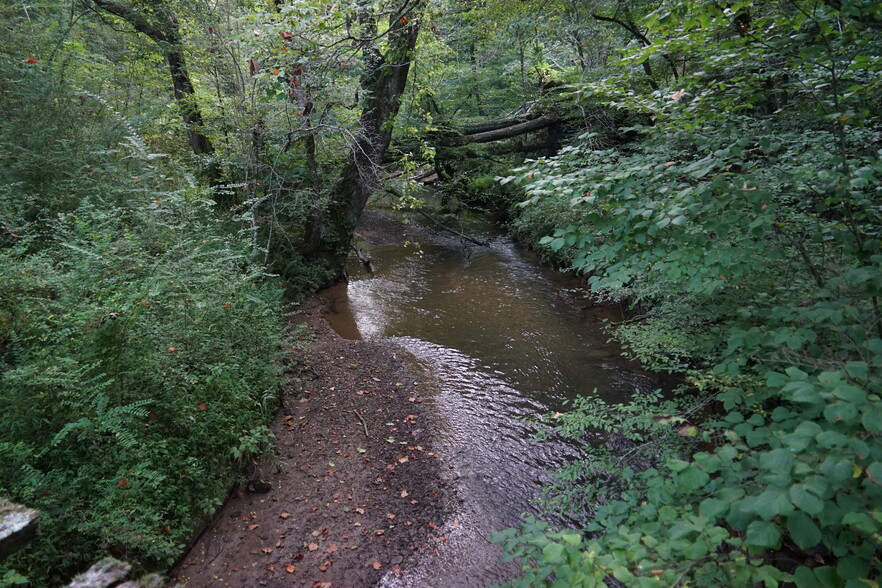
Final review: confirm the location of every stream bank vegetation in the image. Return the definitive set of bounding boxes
[491,0,882,586]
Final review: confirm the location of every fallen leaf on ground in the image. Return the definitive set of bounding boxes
[324,543,338,554]
[280,512,292,519]
[247,524,259,531]
[308,543,319,551]
[367,561,382,570]
[400,490,409,498]
[261,547,273,554]
[285,563,296,573]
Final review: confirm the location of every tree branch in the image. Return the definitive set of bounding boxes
[90,0,178,46]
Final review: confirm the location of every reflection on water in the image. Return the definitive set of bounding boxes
[321,217,657,587]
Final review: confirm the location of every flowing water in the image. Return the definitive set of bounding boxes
[320,212,659,586]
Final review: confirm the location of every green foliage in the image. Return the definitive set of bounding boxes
[499,0,882,585]
[0,194,284,582]
[0,49,286,583]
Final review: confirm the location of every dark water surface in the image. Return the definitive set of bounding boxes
[320,215,657,586]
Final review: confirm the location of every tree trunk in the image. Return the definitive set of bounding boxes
[91,0,214,157]
[166,51,214,155]
[442,114,558,147]
[317,2,423,273]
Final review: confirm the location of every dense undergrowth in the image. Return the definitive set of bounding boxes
[0,63,286,584]
[496,0,882,586]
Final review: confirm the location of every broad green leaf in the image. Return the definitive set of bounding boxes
[752,488,793,520]
[542,542,565,563]
[790,484,824,515]
[745,520,780,548]
[759,448,794,471]
[786,511,821,549]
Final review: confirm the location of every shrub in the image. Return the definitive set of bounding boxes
[0,58,286,583]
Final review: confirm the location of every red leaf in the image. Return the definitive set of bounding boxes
[198,403,207,410]
[117,478,130,488]
[280,31,293,40]
[24,58,39,63]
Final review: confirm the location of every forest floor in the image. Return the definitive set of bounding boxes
[168,212,457,588]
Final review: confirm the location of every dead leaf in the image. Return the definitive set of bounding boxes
[280,512,292,519]
[247,524,259,531]
[400,490,409,498]
[285,563,296,573]
[266,565,275,572]
[375,529,384,536]
[367,561,382,570]
[324,543,338,554]
[261,547,273,554]
[396,455,408,464]
[308,543,319,551]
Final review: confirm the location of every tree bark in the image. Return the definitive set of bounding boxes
[314,1,423,272]
[90,0,214,157]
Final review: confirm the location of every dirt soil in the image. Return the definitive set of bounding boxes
[169,294,456,587]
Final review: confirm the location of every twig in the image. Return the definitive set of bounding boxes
[382,187,490,247]
[351,244,375,272]
[354,410,369,437]
[413,208,490,247]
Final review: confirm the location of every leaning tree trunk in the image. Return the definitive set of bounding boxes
[91,0,214,157]
[314,2,423,274]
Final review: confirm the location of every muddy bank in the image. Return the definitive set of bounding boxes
[169,298,456,587]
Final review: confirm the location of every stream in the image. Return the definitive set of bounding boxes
[320,212,659,587]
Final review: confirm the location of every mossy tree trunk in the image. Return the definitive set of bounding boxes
[311,0,423,275]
